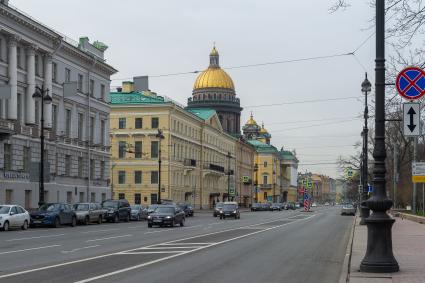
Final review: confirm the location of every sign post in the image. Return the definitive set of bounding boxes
[402,102,420,137]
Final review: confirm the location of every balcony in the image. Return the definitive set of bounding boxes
[202,163,225,177]
[184,159,197,167]
[0,119,15,140]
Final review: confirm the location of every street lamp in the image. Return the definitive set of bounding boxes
[254,163,259,203]
[33,85,52,207]
[155,129,165,204]
[360,72,371,225]
[360,0,399,273]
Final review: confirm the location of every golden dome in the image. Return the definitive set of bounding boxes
[245,112,258,125]
[259,122,269,134]
[193,46,235,91]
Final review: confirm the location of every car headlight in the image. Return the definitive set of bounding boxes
[165,216,172,219]
[147,215,152,219]
[220,211,223,213]
[233,210,237,213]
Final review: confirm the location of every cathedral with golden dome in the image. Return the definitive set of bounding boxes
[187,46,242,136]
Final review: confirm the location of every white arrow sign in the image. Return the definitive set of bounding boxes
[403,102,420,137]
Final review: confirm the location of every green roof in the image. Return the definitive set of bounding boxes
[247,139,279,153]
[110,91,166,105]
[186,108,216,120]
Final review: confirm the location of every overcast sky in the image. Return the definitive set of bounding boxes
[13,0,378,178]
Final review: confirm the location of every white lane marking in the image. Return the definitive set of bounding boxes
[81,229,119,234]
[158,242,213,246]
[75,214,318,283]
[86,235,132,243]
[182,225,203,229]
[0,245,61,255]
[144,229,173,234]
[0,213,308,279]
[141,246,202,249]
[117,251,182,255]
[61,245,100,254]
[6,234,65,242]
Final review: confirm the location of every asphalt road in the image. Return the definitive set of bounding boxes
[0,206,353,283]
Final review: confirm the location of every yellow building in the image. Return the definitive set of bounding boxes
[110,81,236,207]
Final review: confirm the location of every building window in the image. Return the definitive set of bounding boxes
[100,84,105,101]
[102,193,106,202]
[118,171,126,184]
[35,54,39,76]
[135,118,143,129]
[134,193,141,204]
[23,146,31,172]
[101,120,105,146]
[151,117,159,129]
[90,159,95,180]
[79,192,85,202]
[118,118,126,129]
[78,74,83,92]
[264,161,268,167]
[65,109,71,138]
[119,141,126,159]
[263,175,268,185]
[65,68,71,82]
[91,192,96,202]
[135,141,142,158]
[134,171,142,184]
[89,79,94,97]
[35,100,39,125]
[118,193,125,200]
[100,161,105,180]
[52,104,58,133]
[17,46,21,69]
[90,117,95,144]
[151,141,159,158]
[65,155,71,176]
[78,113,84,140]
[78,156,83,178]
[151,171,159,184]
[52,62,57,82]
[4,144,11,170]
[5,189,12,204]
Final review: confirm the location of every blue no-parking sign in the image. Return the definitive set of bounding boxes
[396,66,425,100]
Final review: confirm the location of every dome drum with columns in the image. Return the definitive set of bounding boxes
[187,46,242,136]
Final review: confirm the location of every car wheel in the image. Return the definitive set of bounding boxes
[148,223,152,228]
[113,214,119,223]
[180,218,185,227]
[71,217,77,227]
[125,213,130,222]
[97,216,102,224]
[84,216,89,225]
[220,216,223,219]
[3,221,9,231]
[214,214,217,217]
[137,214,141,221]
[171,219,175,227]
[54,217,61,228]
[22,220,28,230]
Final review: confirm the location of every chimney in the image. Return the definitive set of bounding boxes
[134,76,149,92]
[116,87,122,92]
[122,81,134,93]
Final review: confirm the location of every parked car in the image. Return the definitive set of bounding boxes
[219,202,240,219]
[101,199,131,223]
[0,205,30,231]
[285,202,296,210]
[261,203,271,211]
[341,204,356,216]
[73,203,105,225]
[177,203,194,217]
[146,204,159,215]
[251,203,262,211]
[295,203,301,209]
[270,203,282,211]
[213,202,224,217]
[147,205,185,227]
[324,202,330,206]
[30,203,76,228]
[130,205,147,221]
[311,202,317,207]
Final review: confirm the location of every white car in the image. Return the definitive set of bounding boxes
[311,202,317,207]
[0,205,30,231]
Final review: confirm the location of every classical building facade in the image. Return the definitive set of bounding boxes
[110,80,236,208]
[0,2,116,208]
[235,138,255,207]
[187,46,242,136]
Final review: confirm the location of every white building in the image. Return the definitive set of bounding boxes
[0,1,117,208]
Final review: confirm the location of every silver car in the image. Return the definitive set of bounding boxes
[341,204,356,216]
[0,205,30,231]
[73,203,105,225]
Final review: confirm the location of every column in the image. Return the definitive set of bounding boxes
[44,54,53,128]
[25,44,37,125]
[7,35,19,120]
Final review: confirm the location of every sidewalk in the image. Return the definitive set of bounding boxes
[346,215,425,282]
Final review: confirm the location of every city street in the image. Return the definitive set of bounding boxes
[0,206,353,283]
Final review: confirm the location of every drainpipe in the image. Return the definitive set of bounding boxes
[87,56,96,202]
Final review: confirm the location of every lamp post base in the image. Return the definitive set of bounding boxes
[359,202,370,225]
[360,211,399,273]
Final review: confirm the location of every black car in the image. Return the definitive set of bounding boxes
[101,199,131,223]
[146,204,159,215]
[147,205,185,227]
[30,203,77,228]
[177,203,194,217]
[286,202,296,210]
[270,203,282,211]
[213,202,224,217]
[261,203,271,211]
[251,203,262,211]
[219,202,240,219]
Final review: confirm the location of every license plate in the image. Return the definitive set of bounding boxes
[33,220,42,224]
[153,220,162,223]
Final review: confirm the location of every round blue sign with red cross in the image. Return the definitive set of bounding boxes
[396,66,425,100]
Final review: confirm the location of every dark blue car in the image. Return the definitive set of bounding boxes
[30,203,77,228]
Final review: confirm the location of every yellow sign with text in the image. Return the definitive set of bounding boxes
[412,175,425,183]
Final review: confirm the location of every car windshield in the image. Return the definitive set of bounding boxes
[39,204,60,211]
[0,206,10,214]
[131,205,141,210]
[252,203,261,207]
[73,204,89,211]
[148,205,158,210]
[154,207,175,214]
[223,204,236,210]
[215,202,224,208]
[344,204,354,208]
[102,201,118,209]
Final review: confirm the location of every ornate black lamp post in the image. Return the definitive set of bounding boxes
[33,85,52,207]
[360,73,371,225]
[360,0,399,273]
[155,129,165,204]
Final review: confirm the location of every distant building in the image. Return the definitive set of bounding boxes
[0,2,117,208]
